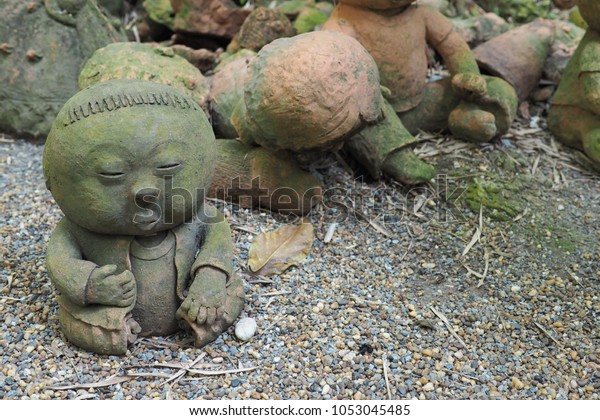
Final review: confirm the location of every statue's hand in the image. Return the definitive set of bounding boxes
[452,73,487,102]
[86,264,136,307]
[177,267,227,326]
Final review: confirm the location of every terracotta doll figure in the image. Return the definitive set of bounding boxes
[43,79,244,355]
[549,0,600,167]
[323,0,518,143]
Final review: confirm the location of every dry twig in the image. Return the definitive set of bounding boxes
[383,354,393,399]
[430,306,468,350]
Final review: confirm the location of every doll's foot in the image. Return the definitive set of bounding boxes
[382,149,436,185]
[125,314,141,345]
[180,274,245,348]
[449,107,497,143]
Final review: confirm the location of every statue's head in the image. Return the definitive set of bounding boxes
[43,79,216,236]
[338,0,415,10]
[577,0,600,30]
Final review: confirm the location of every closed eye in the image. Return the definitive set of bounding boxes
[157,163,181,170]
[98,171,125,179]
[156,163,183,174]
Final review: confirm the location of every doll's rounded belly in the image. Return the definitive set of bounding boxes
[129,233,181,337]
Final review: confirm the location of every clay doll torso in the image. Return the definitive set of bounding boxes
[324,4,453,112]
[130,231,180,336]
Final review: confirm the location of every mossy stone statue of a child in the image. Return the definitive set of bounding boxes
[43,79,244,355]
[549,0,600,167]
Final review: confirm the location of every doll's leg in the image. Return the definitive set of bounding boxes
[58,297,139,355]
[345,99,436,184]
[210,140,322,215]
[399,76,517,143]
[397,78,461,134]
[549,105,600,165]
[449,75,517,142]
[182,274,245,348]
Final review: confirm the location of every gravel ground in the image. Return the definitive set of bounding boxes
[1,117,599,400]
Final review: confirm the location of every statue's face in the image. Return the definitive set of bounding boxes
[577,0,600,30]
[339,0,415,10]
[44,81,216,236]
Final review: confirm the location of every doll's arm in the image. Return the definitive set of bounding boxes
[424,8,480,76]
[46,219,136,307]
[46,219,98,306]
[321,8,358,39]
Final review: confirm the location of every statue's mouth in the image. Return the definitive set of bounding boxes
[134,218,160,231]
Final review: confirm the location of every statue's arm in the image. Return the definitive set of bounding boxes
[46,219,97,306]
[424,8,480,76]
[321,8,358,39]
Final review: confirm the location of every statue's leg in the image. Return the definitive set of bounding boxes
[549,105,600,165]
[344,99,436,184]
[397,78,460,135]
[399,76,517,143]
[58,297,139,355]
[182,274,245,348]
[449,75,517,142]
[583,131,600,166]
[209,140,322,215]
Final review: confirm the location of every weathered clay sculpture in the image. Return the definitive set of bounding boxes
[43,79,244,354]
[0,0,126,139]
[323,0,518,143]
[549,0,600,167]
[233,30,383,152]
[232,30,435,184]
[228,6,296,53]
[171,0,250,40]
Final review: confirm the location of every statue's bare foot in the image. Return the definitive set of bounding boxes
[449,105,497,143]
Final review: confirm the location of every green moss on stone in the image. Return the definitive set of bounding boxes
[143,0,175,28]
[464,177,524,221]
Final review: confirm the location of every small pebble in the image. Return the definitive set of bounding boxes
[235,317,257,341]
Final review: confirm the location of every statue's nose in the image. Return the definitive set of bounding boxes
[134,187,160,207]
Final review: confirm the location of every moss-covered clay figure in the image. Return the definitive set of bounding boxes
[549,0,600,167]
[323,0,518,143]
[43,79,244,355]
[231,30,436,188]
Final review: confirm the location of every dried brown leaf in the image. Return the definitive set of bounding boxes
[248,222,314,276]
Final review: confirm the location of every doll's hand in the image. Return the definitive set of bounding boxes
[86,264,136,307]
[177,267,227,326]
[452,73,487,102]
